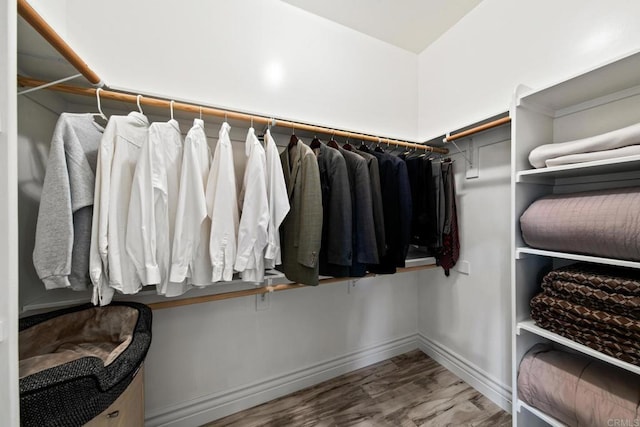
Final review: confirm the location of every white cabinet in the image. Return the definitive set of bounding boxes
[510,50,640,426]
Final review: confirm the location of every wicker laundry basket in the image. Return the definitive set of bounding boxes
[19,302,152,427]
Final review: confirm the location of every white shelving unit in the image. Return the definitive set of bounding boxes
[511,50,640,426]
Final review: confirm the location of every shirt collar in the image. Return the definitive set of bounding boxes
[128,111,149,125]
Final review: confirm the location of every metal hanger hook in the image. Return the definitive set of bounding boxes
[199,106,203,120]
[170,100,174,120]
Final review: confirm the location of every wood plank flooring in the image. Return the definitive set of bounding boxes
[203,350,512,427]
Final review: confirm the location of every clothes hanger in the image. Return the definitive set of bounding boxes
[92,88,108,124]
[288,126,298,151]
[258,118,271,144]
[357,139,370,152]
[343,134,353,151]
[136,95,144,114]
[327,131,339,149]
[310,135,322,149]
[374,138,385,153]
[170,100,174,121]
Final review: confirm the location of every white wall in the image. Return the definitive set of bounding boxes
[417,127,512,409]
[418,0,640,141]
[0,0,20,425]
[29,0,419,142]
[415,0,640,411]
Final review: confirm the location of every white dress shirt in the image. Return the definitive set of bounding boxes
[205,122,239,282]
[90,111,149,305]
[235,128,269,282]
[263,129,290,269]
[126,119,185,296]
[170,119,213,288]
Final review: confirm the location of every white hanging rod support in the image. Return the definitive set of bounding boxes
[443,116,511,143]
[18,0,104,86]
[446,136,473,166]
[16,76,449,154]
[17,73,82,96]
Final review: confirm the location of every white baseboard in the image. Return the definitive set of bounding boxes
[145,334,418,427]
[416,333,512,413]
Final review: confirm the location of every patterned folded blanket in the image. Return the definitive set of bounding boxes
[531,294,640,339]
[531,309,640,366]
[543,263,640,296]
[531,293,640,366]
[541,279,640,319]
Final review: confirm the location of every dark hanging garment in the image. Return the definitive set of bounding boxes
[430,160,445,254]
[354,149,386,258]
[313,142,352,278]
[402,155,437,248]
[436,160,460,276]
[368,151,412,274]
[423,158,438,248]
[402,156,439,249]
[278,137,323,286]
[337,146,378,277]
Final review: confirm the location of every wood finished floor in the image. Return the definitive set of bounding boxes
[203,350,512,427]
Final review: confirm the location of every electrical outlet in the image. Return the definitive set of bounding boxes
[256,292,270,311]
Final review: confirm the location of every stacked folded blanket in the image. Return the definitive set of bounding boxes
[520,186,640,261]
[530,263,640,366]
[528,121,640,168]
[518,343,640,427]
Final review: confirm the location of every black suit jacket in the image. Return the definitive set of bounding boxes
[338,146,378,277]
[403,156,438,247]
[314,143,352,277]
[366,149,412,273]
[354,149,386,259]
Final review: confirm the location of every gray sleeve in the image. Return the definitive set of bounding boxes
[327,156,353,266]
[33,117,74,289]
[368,158,386,257]
[432,161,445,248]
[354,161,378,264]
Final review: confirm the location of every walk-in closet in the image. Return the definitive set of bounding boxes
[2,1,640,426]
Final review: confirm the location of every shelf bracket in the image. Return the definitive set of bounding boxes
[466,138,478,179]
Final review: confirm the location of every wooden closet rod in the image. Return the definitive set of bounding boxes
[17,0,103,86]
[146,264,438,310]
[444,116,511,142]
[17,76,448,154]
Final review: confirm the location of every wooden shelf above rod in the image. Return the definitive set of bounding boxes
[146,263,438,311]
[17,76,449,154]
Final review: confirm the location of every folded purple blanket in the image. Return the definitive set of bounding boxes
[520,187,640,261]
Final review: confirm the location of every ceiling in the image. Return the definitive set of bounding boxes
[281,0,483,54]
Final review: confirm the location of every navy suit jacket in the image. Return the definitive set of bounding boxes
[366,149,412,274]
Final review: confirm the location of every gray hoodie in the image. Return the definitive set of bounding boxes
[33,113,103,290]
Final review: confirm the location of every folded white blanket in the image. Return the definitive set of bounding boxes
[545,144,640,167]
[529,122,640,168]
